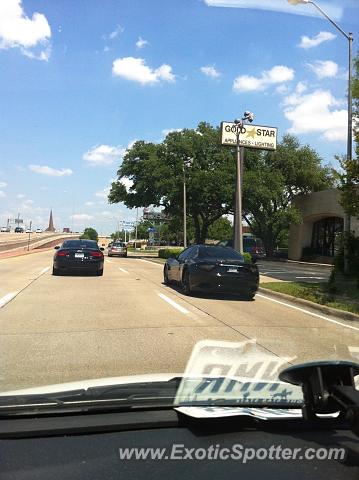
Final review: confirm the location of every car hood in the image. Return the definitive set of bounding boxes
[0,373,181,396]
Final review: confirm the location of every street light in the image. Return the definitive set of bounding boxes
[183,157,193,248]
[233,112,254,254]
[288,0,353,272]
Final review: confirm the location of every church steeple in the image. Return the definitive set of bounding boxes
[45,209,55,232]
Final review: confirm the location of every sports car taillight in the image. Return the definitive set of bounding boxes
[56,250,70,257]
[90,250,103,257]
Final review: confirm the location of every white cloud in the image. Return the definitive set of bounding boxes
[127,139,138,150]
[136,36,148,49]
[204,1,342,21]
[306,60,338,79]
[162,128,183,137]
[0,0,51,60]
[71,213,94,221]
[233,65,294,92]
[283,88,347,142]
[103,24,124,41]
[17,193,26,198]
[84,201,95,206]
[21,199,34,210]
[298,31,336,49]
[29,165,73,176]
[83,144,125,166]
[121,177,133,193]
[200,65,221,78]
[0,181,7,188]
[112,57,175,85]
[95,187,111,199]
[0,190,6,198]
[100,211,113,218]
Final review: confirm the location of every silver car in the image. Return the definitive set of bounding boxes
[108,242,127,257]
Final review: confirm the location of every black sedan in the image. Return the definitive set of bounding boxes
[163,245,259,299]
[53,239,104,276]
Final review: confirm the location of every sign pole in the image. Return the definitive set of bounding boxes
[234,138,243,254]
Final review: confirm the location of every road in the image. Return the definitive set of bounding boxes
[257,260,332,283]
[0,251,357,392]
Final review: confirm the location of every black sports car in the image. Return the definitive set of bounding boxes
[53,239,104,276]
[163,244,259,298]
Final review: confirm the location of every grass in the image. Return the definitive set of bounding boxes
[261,281,359,315]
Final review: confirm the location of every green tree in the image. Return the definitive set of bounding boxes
[111,230,127,241]
[80,227,98,241]
[109,122,236,244]
[242,135,333,256]
[109,124,331,252]
[337,50,359,217]
[207,217,232,241]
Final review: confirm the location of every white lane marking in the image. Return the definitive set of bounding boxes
[119,267,129,274]
[138,259,163,267]
[261,271,290,274]
[256,293,359,332]
[39,266,50,276]
[157,293,189,315]
[0,292,19,309]
[106,259,113,263]
[295,276,325,280]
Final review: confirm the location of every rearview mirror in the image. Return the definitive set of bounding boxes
[54,245,60,250]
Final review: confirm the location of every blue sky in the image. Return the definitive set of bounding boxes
[0,0,358,233]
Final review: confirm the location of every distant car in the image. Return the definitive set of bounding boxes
[217,237,266,262]
[35,228,43,233]
[14,227,24,233]
[0,226,10,232]
[108,241,127,257]
[25,229,32,233]
[163,244,259,299]
[52,239,104,276]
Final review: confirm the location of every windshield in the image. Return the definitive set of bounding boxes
[0,0,358,414]
[199,246,244,261]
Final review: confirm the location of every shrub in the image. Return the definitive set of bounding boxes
[242,252,252,263]
[158,248,184,259]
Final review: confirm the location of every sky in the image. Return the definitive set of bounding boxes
[0,0,358,234]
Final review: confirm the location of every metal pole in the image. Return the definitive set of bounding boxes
[234,136,243,254]
[183,166,187,248]
[135,208,138,249]
[306,1,353,273]
[27,221,32,251]
[343,33,353,273]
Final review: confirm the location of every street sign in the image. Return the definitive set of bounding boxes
[220,122,277,150]
[14,218,23,224]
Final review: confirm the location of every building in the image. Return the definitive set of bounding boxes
[45,210,56,232]
[288,189,359,262]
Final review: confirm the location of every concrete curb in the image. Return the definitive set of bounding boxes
[258,286,359,322]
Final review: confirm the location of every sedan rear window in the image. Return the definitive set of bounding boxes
[198,246,244,260]
[62,240,98,249]
[112,242,125,247]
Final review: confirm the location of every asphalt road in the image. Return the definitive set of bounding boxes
[0,251,357,392]
[257,260,332,283]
